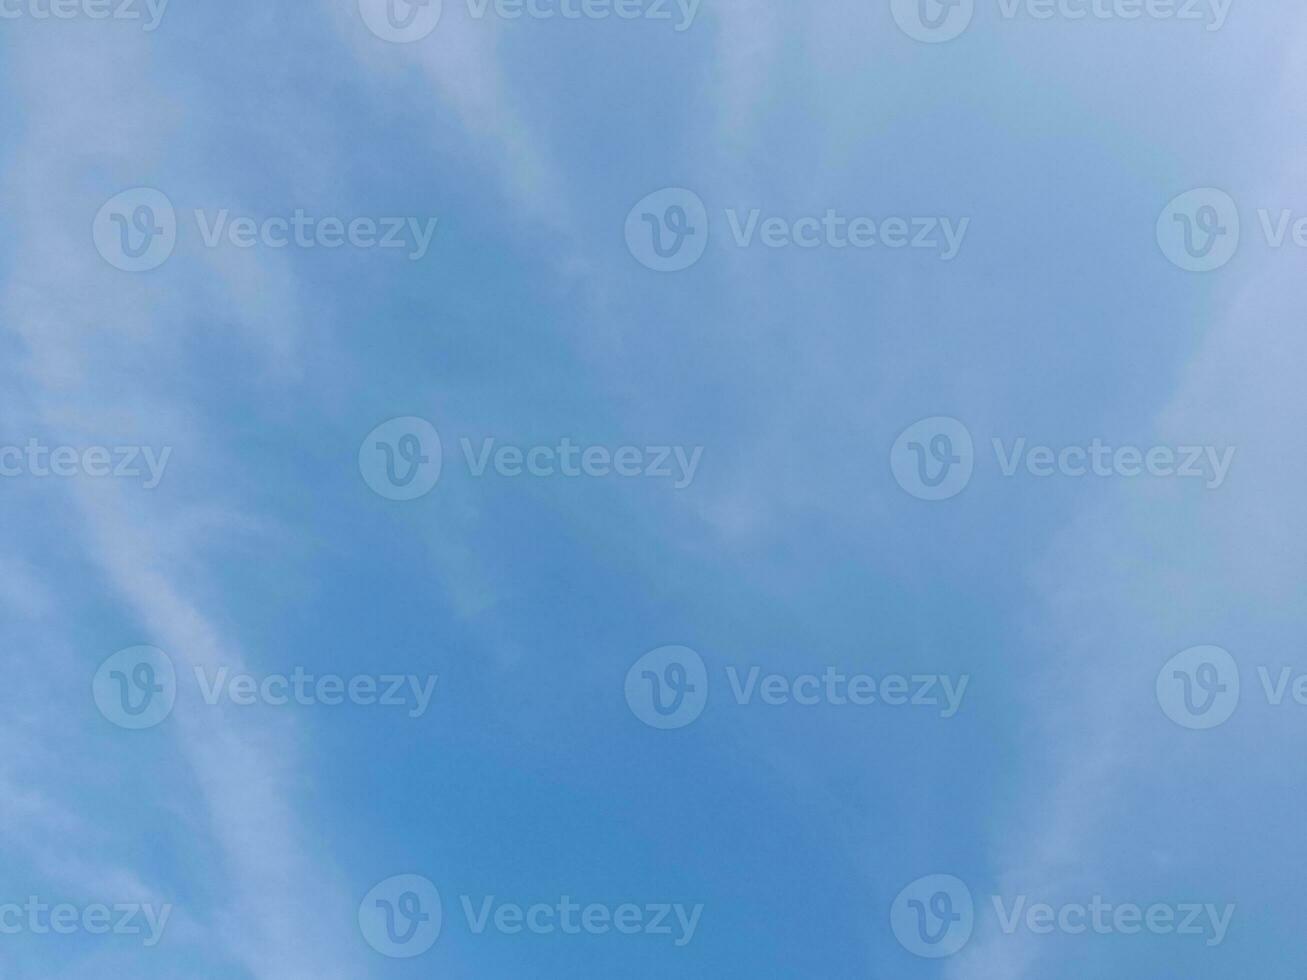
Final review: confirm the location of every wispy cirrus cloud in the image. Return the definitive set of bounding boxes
[1,17,372,980]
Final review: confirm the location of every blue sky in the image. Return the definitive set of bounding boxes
[1,1,1304,977]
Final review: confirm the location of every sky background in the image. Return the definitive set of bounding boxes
[1,1,1305,977]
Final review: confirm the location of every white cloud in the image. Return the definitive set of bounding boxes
[948,22,1307,977]
[0,20,372,980]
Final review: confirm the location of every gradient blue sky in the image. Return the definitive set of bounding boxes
[1,1,1304,977]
